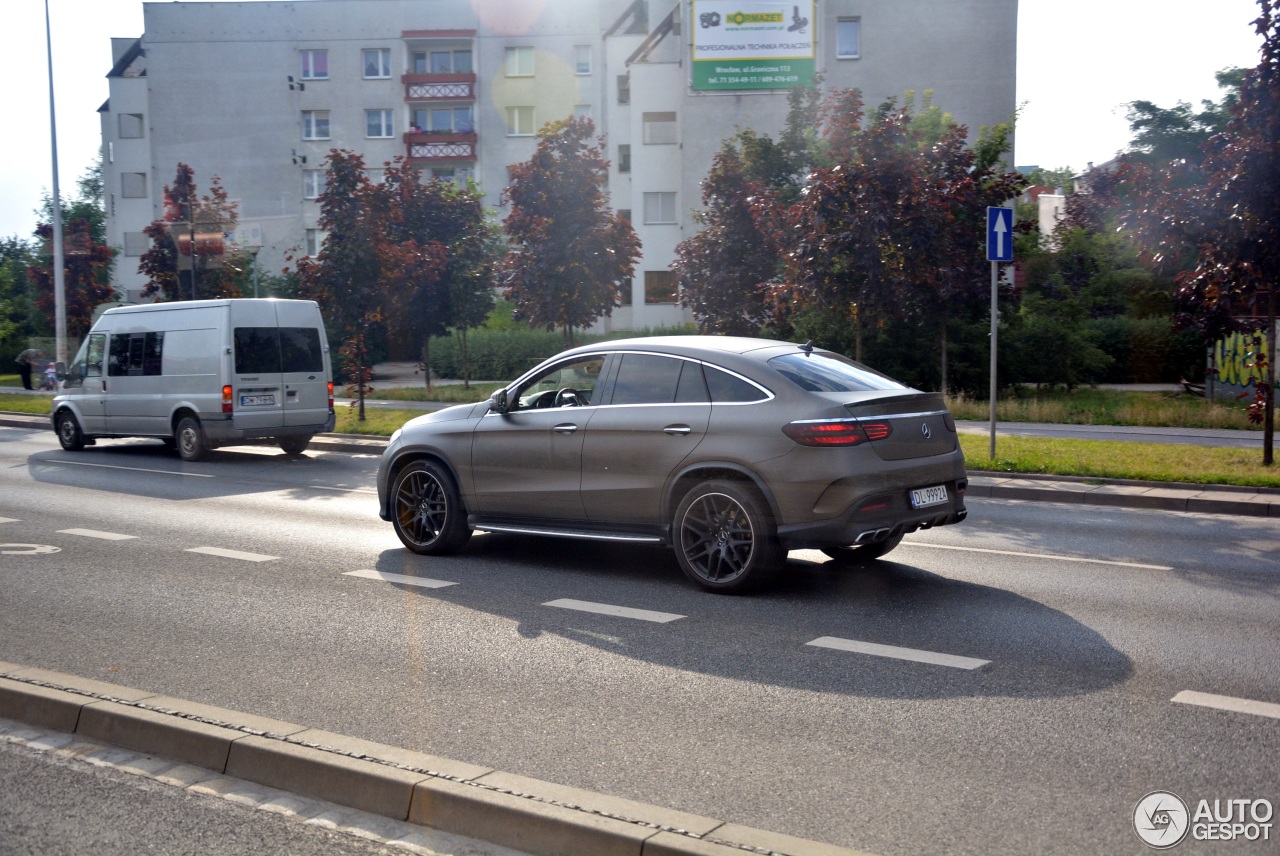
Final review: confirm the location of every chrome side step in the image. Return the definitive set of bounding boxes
[472,523,664,544]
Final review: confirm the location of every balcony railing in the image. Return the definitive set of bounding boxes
[405,131,477,162]
[402,72,476,102]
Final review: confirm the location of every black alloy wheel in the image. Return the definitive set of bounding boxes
[674,480,782,593]
[391,460,472,555]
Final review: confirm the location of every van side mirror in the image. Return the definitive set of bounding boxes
[488,389,509,414]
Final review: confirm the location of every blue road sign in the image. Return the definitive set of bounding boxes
[987,206,1013,262]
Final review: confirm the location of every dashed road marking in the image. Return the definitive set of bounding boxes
[543,598,685,624]
[1172,690,1280,721]
[344,569,457,589]
[0,544,61,555]
[47,459,216,478]
[58,529,138,541]
[185,546,278,563]
[0,518,17,524]
[901,540,1173,571]
[807,636,990,670]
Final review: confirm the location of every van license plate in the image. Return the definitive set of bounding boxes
[240,394,275,407]
[910,485,948,508]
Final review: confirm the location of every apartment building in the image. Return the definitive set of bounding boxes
[101,0,1018,328]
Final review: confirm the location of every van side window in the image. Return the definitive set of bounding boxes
[234,328,281,374]
[108,332,164,377]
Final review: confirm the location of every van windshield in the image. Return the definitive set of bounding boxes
[235,327,323,374]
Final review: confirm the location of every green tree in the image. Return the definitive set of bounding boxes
[139,164,243,301]
[498,116,640,344]
[1124,68,1246,166]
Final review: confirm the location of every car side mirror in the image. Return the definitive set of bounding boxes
[488,389,510,415]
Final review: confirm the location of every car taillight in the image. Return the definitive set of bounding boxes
[783,419,892,447]
[222,385,233,414]
[328,381,334,409]
[943,411,956,432]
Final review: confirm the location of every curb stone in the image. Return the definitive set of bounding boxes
[0,662,875,856]
[2,411,1276,517]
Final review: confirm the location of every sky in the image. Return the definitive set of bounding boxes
[0,0,1266,241]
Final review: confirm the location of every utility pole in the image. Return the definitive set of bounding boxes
[45,0,66,367]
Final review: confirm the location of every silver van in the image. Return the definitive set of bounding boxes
[52,299,335,460]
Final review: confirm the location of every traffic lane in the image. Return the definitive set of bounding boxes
[2,521,1273,856]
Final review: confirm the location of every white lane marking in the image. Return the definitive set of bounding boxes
[902,541,1172,571]
[343,569,457,589]
[185,546,278,563]
[47,459,215,478]
[1172,690,1280,721]
[0,518,16,524]
[0,544,61,555]
[58,529,138,541]
[543,598,685,624]
[807,636,990,670]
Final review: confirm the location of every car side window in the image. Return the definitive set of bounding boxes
[705,365,768,403]
[514,356,604,410]
[610,354,701,405]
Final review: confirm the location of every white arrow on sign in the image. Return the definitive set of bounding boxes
[992,209,1008,259]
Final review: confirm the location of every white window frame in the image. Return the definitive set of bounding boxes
[575,45,592,75]
[304,228,327,256]
[303,169,327,199]
[643,192,677,225]
[363,48,391,79]
[365,109,394,138]
[505,46,534,77]
[836,18,861,59]
[300,49,329,80]
[302,110,331,140]
[506,106,535,137]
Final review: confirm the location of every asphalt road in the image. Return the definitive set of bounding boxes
[1,424,1277,855]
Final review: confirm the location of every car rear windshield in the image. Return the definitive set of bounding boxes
[768,352,907,393]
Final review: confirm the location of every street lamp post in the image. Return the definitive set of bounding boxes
[44,0,67,368]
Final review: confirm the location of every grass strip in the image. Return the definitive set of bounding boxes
[960,433,1280,489]
[947,388,1260,431]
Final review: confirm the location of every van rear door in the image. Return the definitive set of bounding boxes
[274,301,330,428]
[231,304,285,432]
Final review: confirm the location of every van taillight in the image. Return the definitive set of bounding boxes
[222,385,233,414]
[783,419,891,447]
[327,381,334,409]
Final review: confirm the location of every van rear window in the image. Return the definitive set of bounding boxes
[234,327,323,374]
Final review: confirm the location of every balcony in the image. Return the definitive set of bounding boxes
[405,131,477,163]
[402,73,476,102]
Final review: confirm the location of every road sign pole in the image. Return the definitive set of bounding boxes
[989,260,998,460]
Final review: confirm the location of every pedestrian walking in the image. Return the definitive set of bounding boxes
[15,348,43,390]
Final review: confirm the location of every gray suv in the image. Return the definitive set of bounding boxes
[376,336,967,592]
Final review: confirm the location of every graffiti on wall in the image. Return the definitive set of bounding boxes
[1211,325,1278,399]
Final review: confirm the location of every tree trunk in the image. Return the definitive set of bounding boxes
[422,338,433,393]
[939,314,949,395]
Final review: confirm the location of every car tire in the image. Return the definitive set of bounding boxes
[175,416,210,462]
[56,411,85,451]
[279,435,311,456]
[391,460,472,555]
[674,480,783,593]
[821,532,905,564]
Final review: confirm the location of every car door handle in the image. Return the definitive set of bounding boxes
[663,424,692,436]
[553,423,578,435]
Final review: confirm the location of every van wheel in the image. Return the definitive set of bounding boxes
[175,416,210,462]
[279,435,311,456]
[56,411,85,451]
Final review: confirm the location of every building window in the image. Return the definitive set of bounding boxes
[121,172,147,198]
[365,109,394,138]
[505,46,534,77]
[617,74,630,105]
[123,232,150,257]
[363,49,391,79]
[643,192,676,224]
[644,271,678,304]
[303,169,327,199]
[642,112,677,145]
[415,106,473,134]
[417,49,472,74]
[575,45,592,75]
[300,49,328,80]
[118,113,144,139]
[618,145,631,173]
[304,228,326,256]
[836,18,861,59]
[506,106,535,136]
[302,110,330,140]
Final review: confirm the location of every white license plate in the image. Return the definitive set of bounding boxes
[240,394,276,407]
[910,485,949,508]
